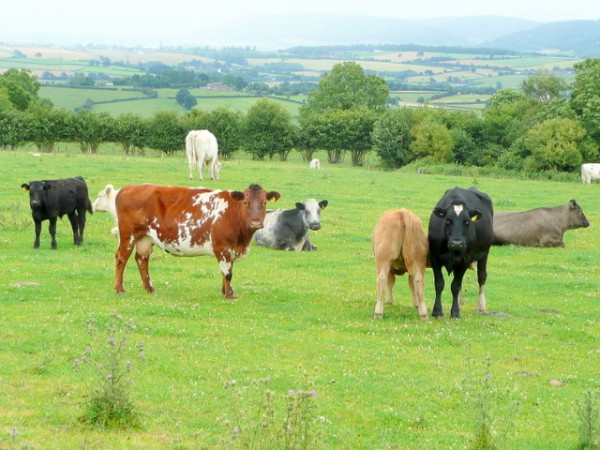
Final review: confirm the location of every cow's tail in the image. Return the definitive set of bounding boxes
[401,211,427,266]
[87,197,93,215]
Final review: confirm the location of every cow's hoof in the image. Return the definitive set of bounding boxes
[419,314,429,320]
[373,313,383,319]
[225,294,238,300]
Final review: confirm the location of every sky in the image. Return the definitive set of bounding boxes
[1,0,599,47]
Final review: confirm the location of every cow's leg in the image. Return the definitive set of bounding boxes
[67,211,81,245]
[77,208,87,244]
[115,235,136,294]
[476,256,488,313]
[135,236,155,293]
[188,161,194,180]
[197,156,204,181]
[409,268,428,320]
[374,263,392,319]
[218,257,236,299]
[450,266,468,319]
[210,161,216,180]
[33,218,42,249]
[48,217,58,249]
[301,239,317,251]
[431,263,445,318]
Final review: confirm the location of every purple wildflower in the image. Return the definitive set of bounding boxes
[232,427,239,436]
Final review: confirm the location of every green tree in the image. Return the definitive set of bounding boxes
[0,109,28,149]
[371,108,417,168]
[242,98,294,161]
[521,73,568,103]
[204,107,242,160]
[482,89,539,149]
[0,68,40,111]
[410,121,454,162]
[571,58,600,147]
[300,61,388,114]
[146,111,186,155]
[70,110,114,154]
[110,113,148,155]
[26,105,71,153]
[523,118,587,171]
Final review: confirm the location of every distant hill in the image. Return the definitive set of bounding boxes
[213,14,599,56]
[486,20,600,56]
[216,14,539,48]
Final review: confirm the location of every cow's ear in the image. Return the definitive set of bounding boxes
[469,210,482,222]
[267,191,280,202]
[21,183,30,191]
[433,207,446,218]
[569,199,577,209]
[231,191,245,201]
[319,200,328,209]
[295,202,305,210]
[106,184,114,194]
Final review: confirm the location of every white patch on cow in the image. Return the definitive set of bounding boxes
[302,199,322,228]
[219,259,232,275]
[453,204,464,216]
[253,209,283,247]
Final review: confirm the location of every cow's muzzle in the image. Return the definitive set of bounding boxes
[449,239,465,251]
[249,220,264,230]
[309,223,321,231]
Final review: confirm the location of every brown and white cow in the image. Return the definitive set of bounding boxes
[372,209,429,319]
[114,184,280,298]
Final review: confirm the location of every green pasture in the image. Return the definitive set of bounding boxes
[0,148,598,449]
[37,86,302,117]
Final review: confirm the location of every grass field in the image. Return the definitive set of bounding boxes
[0,148,598,449]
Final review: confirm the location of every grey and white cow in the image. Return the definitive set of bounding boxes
[253,199,328,251]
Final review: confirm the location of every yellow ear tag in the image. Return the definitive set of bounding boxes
[471,215,478,222]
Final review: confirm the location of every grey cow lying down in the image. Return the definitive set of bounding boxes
[492,199,590,247]
[253,198,328,251]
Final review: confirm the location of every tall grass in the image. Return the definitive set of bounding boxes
[0,148,598,448]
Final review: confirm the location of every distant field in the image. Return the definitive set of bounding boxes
[2,44,583,115]
[38,85,304,117]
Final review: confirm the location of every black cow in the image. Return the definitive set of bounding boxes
[21,176,93,249]
[253,199,328,251]
[428,187,494,318]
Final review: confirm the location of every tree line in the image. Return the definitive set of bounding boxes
[1,60,600,173]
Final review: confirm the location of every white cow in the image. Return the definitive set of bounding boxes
[186,129,223,181]
[309,158,321,169]
[92,184,120,235]
[581,163,600,184]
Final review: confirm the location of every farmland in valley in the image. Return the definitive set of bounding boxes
[0,44,582,116]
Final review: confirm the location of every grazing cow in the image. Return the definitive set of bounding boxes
[92,184,120,235]
[372,209,429,319]
[309,159,321,169]
[114,184,280,298]
[253,199,328,251]
[185,129,223,181]
[492,200,589,247]
[21,176,93,249]
[581,163,600,184]
[428,187,494,319]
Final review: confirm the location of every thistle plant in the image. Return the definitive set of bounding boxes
[73,314,145,429]
[575,390,599,450]
[223,373,324,449]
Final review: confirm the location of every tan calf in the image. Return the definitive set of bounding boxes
[372,209,429,319]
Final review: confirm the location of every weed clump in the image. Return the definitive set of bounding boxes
[74,314,145,429]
